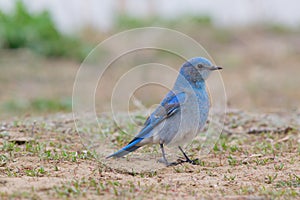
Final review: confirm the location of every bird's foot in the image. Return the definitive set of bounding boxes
[186,158,200,165]
[177,146,200,165]
[177,157,200,165]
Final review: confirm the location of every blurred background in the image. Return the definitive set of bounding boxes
[0,0,300,119]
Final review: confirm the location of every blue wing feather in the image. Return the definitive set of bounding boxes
[107,91,186,158]
[132,91,185,140]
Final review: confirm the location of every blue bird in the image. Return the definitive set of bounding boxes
[107,57,222,166]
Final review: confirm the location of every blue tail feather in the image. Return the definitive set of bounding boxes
[106,137,143,158]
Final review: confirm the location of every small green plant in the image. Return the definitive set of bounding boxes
[2,141,21,152]
[0,1,89,60]
[224,174,236,181]
[0,154,8,166]
[265,173,278,184]
[54,182,82,198]
[227,155,238,166]
[213,144,220,152]
[221,141,228,151]
[229,145,239,153]
[254,158,267,165]
[274,163,284,171]
[24,166,47,177]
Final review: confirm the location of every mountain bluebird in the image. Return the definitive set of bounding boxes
[107,57,222,166]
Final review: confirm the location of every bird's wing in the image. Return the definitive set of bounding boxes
[106,91,186,158]
[129,91,186,143]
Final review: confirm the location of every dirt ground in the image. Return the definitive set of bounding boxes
[0,110,299,199]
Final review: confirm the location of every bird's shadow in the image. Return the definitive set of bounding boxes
[158,157,201,167]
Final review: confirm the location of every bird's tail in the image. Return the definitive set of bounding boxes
[106,137,143,159]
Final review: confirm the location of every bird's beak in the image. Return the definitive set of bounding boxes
[210,65,222,71]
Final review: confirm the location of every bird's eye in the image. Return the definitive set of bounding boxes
[197,64,203,68]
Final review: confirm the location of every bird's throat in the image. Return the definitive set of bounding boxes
[193,80,206,89]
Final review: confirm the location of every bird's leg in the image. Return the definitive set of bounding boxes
[159,144,178,166]
[178,146,199,165]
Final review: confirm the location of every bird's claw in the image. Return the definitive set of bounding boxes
[186,158,200,165]
[177,157,200,165]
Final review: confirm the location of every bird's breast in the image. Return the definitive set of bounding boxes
[164,91,210,146]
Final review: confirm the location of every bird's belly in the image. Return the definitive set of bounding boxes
[166,119,202,146]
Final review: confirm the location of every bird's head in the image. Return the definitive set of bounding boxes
[179,57,222,82]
